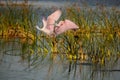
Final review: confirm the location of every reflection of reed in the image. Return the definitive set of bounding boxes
[94,69,120,72]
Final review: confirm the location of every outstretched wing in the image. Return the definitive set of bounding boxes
[36,10,62,36]
[46,9,62,32]
[47,9,62,25]
[55,19,79,35]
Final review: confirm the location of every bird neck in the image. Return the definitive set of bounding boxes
[40,27,45,31]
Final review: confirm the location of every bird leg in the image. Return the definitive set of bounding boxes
[53,21,58,33]
[52,36,58,54]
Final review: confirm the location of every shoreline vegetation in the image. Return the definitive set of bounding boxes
[0,1,120,72]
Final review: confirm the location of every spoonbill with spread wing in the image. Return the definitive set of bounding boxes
[36,9,79,36]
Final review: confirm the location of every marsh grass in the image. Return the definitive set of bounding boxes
[0,2,120,78]
[0,2,39,67]
[63,4,120,77]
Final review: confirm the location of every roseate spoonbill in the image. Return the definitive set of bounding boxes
[36,9,79,36]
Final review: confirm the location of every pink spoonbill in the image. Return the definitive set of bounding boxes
[36,9,79,36]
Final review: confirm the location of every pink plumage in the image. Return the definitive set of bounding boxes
[36,9,79,36]
[36,10,61,36]
[47,9,62,25]
[55,19,79,35]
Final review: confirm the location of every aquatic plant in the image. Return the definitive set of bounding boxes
[0,1,120,75]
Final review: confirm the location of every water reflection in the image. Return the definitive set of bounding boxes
[0,53,120,80]
[0,41,120,80]
[0,1,120,80]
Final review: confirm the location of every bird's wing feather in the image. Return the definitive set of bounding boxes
[36,10,62,36]
[45,10,62,32]
[47,10,62,25]
[55,19,79,35]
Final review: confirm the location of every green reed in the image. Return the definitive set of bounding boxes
[0,2,39,67]
[0,2,120,72]
[63,4,120,74]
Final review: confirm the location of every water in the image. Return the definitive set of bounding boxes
[0,1,120,80]
[0,53,120,80]
[0,41,120,80]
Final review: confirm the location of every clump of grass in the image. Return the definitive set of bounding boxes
[0,2,39,66]
[63,4,120,70]
[0,2,120,73]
